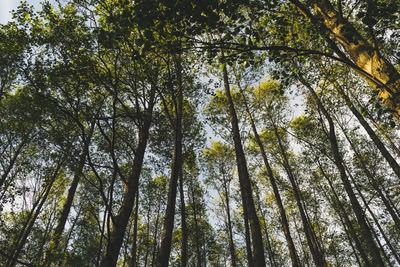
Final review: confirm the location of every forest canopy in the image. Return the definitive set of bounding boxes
[1,0,400,266]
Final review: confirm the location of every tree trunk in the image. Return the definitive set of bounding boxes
[243,207,254,266]
[43,148,88,266]
[221,178,237,267]
[300,76,385,266]
[271,120,327,267]
[179,170,188,267]
[130,186,139,267]
[100,89,155,266]
[157,56,184,267]
[189,181,202,267]
[332,81,400,179]
[239,89,300,266]
[151,195,162,266]
[316,159,371,265]
[221,63,266,266]
[7,161,63,267]
[291,0,400,119]
[337,120,400,230]
[317,174,364,266]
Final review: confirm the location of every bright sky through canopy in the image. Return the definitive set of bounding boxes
[0,0,40,24]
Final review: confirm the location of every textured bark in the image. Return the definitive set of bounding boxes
[221,63,266,266]
[157,57,184,267]
[290,0,400,119]
[240,90,300,266]
[100,90,155,266]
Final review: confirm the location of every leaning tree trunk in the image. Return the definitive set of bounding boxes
[157,56,184,267]
[331,80,400,180]
[179,170,188,267]
[290,0,400,119]
[299,75,385,266]
[239,90,300,266]
[271,119,327,267]
[100,89,155,267]
[7,161,63,267]
[221,62,266,266]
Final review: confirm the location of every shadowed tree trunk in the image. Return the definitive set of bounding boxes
[271,118,327,267]
[239,89,300,266]
[100,86,155,267]
[299,75,385,266]
[157,55,184,267]
[329,79,400,179]
[179,170,188,267]
[130,184,139,267]
[7,159,64,267]
[221,61,266,266]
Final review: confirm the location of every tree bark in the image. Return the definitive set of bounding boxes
[291,0,400,119]
[179,170,188,267]
[100,88,155,266]
[239,89,300,266]
[299,75,385,266]
[221,63,266,266]
[332,81,400,179]
[156,56,184,267]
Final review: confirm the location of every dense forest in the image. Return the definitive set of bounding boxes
[1,0,400,266]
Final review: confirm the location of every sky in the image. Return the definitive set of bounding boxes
[0,0,41,24]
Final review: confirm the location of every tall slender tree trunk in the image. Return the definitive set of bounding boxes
[337,120,400,230]
[43,138,91,266]
[0,136,28,189]
[179,171,188,267]
[272,120,326,266]
[7,161,63,267]
[130,186,139,267]
[100,88,155,266]
[157,56,184,267]
[317,174,364,266]
[221,178,237,267]
[221,62,265,266]
[299,76,385,266]
[332,81,400,179]
[239,89,300,266]
[189,181,202,267]
[243,207,254,266]
[317,159,371,265]
[151,195,162,266]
